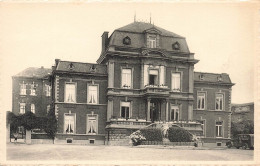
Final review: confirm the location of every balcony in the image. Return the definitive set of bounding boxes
[106,118,151,130]
[143,84,170,97]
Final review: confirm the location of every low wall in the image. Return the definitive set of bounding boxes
[140,141,195,146]
[31,139,54,144]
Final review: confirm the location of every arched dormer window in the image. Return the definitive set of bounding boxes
[172,42,180,50]
[123,36,131,45]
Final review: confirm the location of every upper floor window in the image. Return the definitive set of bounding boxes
[215,121,223,138]
[20,82,26,95]
[216,93,224,111]
[47,105,50,113]
[197,92,206,110]
[30,82,36,96]
[148,36,156,48]
[149,69,159,86]
[172,73,181,92]
[87,114,98,135]
[121,101,131,119]
[121,69,132,88]
[45,85,51,96]
[170,105,179,121]
[20,103,26,114]
[88,85,98,104]
[65,82,76,103]
[31,104,35,113]
[64,113,75,134]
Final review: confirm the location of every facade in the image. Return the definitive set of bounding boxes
[231,102,254,123]
[12,21,234,146]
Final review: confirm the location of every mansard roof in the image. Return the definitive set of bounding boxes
[54,60,107,75]
[13,67,52,78]
[194,72,234,85]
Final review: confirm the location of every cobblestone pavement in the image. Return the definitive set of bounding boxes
[6,143,253,162]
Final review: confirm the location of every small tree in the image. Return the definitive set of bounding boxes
[44,105,57,143]
[20,111,37,130]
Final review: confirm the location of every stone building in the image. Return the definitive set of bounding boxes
[12,21,234,146]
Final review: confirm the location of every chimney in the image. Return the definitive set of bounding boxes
[55,59,60,67]
[101,32,109,53]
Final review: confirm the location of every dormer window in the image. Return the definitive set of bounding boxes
[123,36,131,45]
[172,42,180,50]
[199,74,204,80]
[68,63,74,70]
[148,36,156,48]
[217,75,222,82]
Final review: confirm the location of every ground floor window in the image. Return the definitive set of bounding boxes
[87,114,98,135]
[64,114,76,134]
[215,121,223,138]
[120,101,131,119]
[170,105,179,121]
[198,120,206,137]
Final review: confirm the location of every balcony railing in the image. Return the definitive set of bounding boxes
[106,118,151,129]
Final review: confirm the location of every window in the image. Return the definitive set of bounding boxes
[215,121,223,138]
[45,85,51,96]
[20,82,26,95]
[121,102,131,119]
[87,114,98,135]
[197,92,206,110]
[30,82,36,96]
[20,103,26,114]
[65,83,76,103]
[148,36,156,48]
[121,69,132,88]
[149,69,159,85]
[31,104,35,113]
[198,120,206,137]
[88,85,98,104]
[170,105,179,121]
[172,73,181,92]
[47,105,50,113]
[216,93,224,110]
[64,114,75,134]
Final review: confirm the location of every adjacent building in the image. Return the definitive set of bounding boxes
[231,102,254,123]
[12,21,235,146]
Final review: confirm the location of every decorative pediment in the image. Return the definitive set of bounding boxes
[141,49,166,57]
[144,28,162,34]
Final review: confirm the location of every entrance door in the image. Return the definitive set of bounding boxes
[150,100,161,122]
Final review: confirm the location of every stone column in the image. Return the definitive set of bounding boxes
[107,98,113,121]
[108,61,114,88]
[189,65,194,93]
[188,102,193,121]
[147,99,151,121]
[26,130,31,144]
[140,63,144,89]
[166,99,169,122]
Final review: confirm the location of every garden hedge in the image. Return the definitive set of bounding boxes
[140,128,163,142]
[168,127,192,142]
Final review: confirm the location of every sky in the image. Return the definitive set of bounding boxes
[0,2,257,112]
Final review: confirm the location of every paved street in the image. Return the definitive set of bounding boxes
[6,143,253,161]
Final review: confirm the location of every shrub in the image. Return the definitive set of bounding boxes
[168,127,192,142]
[140,128,163,142]
[130,130,146,146]
[44,105,57,143]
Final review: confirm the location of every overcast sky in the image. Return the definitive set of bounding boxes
[0,2,257,112]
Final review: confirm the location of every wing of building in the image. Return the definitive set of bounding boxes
[12,21,235,146]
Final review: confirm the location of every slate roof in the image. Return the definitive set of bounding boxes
[55,60,107,75]
[194,72,233,84]
[116,22,184,38]
[13,67,52,78]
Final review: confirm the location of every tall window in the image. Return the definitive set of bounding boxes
[31,104,35,113]
[170,105,179,121]
[20,103,26,114]
[198,120,206,137]
[121,102,130,119]
[88,85,98,104]
[149,69,159,85]
[215,121,223,138]
[197,92,206,110]
[20,82,26,95]
[45,85,51,96]
[30,83,36,96]
[64,114,75,134]
[47,105,50,113]
[172,73,181,92]
[121,69,132,88]
[216,93,224,110]
[65,83,76,103]
[87,114,98,135]
[148,36,156,48]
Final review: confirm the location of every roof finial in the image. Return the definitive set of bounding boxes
[134,11,136,22]
[150,13,151,24]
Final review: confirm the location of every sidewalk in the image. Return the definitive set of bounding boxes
[134,145,228,150]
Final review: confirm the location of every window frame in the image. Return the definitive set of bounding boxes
[198,119,206,137]
[121,68,133,89]
[45,84,51,97]
[47,105,50,113]
[20,82,27,95]
[87,84,99,104]
[30,84,36,96]
[215,93,224,111]
[120,101,131,119]
[197,91,206,110]
[86,114,98,135]
[19,103,26,114]
[215,121,223,138]
[148,36,157,48]
[64,82,77,103]
[171,71,182,92]
[148,68,160,86]
[31,104,35,113]
[170,105,180,121]
[64,113,76,134]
